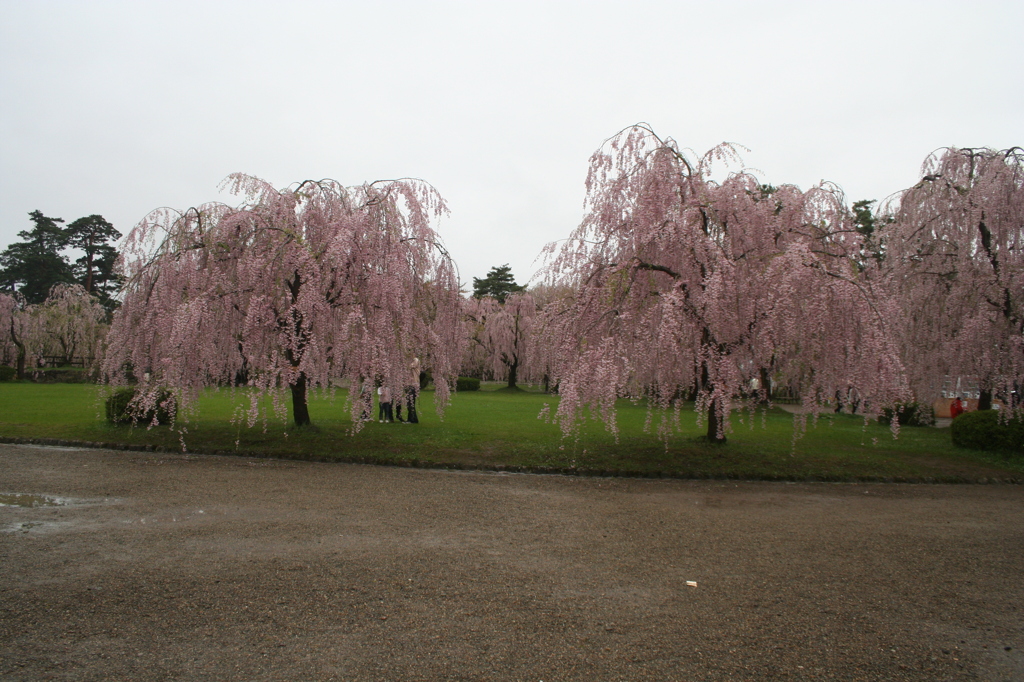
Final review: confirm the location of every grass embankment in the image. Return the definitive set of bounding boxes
[0,382,1020,482]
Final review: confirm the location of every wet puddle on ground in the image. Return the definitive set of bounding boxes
[0,493,70,508]
[1,493,114,534]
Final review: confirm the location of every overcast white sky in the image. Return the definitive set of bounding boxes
[2,0,1021,288]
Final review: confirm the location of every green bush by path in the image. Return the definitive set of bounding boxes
[951,409,1024,456]
[0,382,1020,481]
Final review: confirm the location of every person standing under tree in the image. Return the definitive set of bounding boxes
[951,396,964,420]
[377,384,393,423]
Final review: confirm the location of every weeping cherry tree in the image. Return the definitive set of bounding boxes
[0,292,29,379]
[103,174,464,429]
[29,283,107,367]
[541,125,907,443]
[878,147,1024,411]
[463,291,537,389]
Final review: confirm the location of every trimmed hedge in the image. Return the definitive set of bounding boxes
[950,409,1024,456]
[456,376,481,391]
[105,387,176,425]
[0,366,15,381]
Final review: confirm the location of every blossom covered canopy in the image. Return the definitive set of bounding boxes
[879,147,1024,409]
[541,125,907,441]
[103,174,464,427]
[0,291,28,376]
[28,283,106,367]
[463,291,537,388]
[2,284,106,377]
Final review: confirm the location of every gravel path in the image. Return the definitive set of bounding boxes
[1,443,1022,681]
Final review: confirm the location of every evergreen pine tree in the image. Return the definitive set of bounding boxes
[472,264,525,303]
[0,211,74,303]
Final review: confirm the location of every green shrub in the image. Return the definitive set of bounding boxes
[105,387,176,425]
[456,376,481,392]
[0,366,16,381]
[950,409,1024,456]
[879,402,935,427]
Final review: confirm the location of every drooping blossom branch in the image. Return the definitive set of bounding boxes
[540,125,908,443]
[877,147,1024,412]
[27,283,107,369]
[0,292,29,379]
[103,174,465,430]
[462,292,537,388]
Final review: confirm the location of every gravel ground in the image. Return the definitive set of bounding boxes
[1,443,1022,681]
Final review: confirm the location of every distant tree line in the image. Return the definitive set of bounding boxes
[0,210,121,308]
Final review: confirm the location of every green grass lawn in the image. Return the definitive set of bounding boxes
[0,381,1020,482]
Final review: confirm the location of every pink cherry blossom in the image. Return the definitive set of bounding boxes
[27,283,107,368]
[103,174,465,430]
[877,147,1024,413]
[2,284,106,377]
[463,291,537,388]
[540,125,908,443]
[0,292,29,379]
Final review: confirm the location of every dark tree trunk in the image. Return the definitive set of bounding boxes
[235,342,249,386]
[83,241,95,294]
[290,372,312,427]
[60,338,75,367]
[10,319,26,380]
[284,271,312,427]
[706,396,726,444]
[701,355,726,444]
[979,389,993,411]
[759,367,774,404]
[507,357,519,389]
[15,343,26,381]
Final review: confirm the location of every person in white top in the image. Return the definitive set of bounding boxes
[377,384,393,422]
